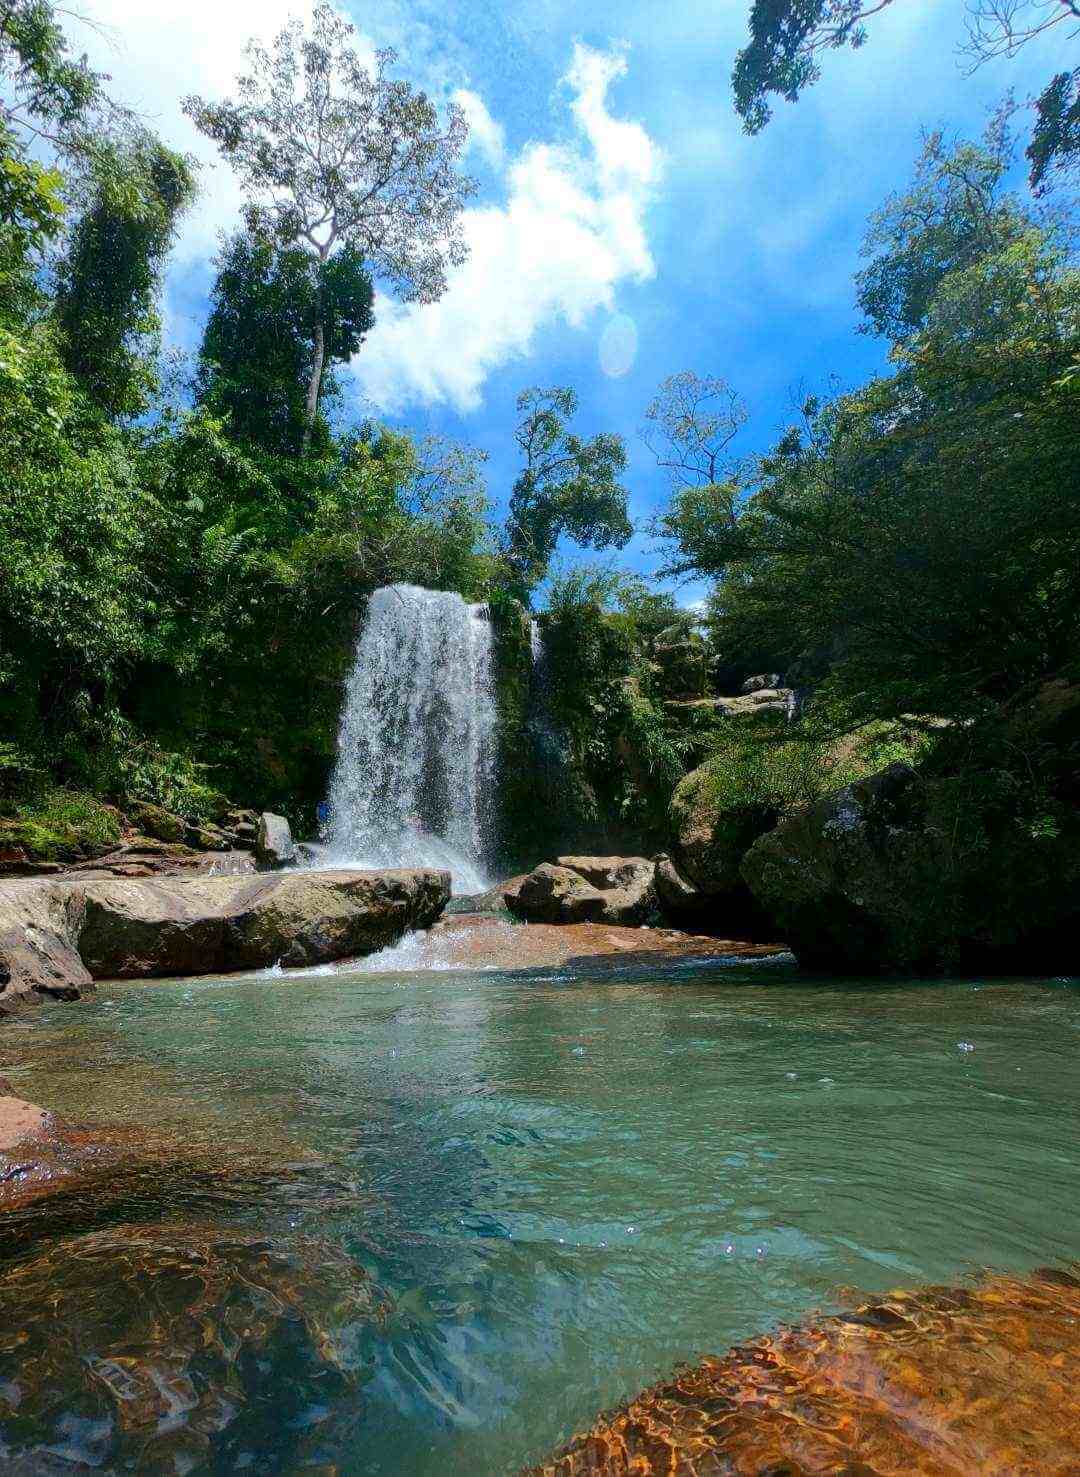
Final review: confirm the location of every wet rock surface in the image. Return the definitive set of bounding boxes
[506,857,657,926]
[390,914,786,972]
[524,1267,1080,1476]
[0,867,451,1014]
[0,1219,380,1472]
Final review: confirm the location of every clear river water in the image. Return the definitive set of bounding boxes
[4,953,1079,1473]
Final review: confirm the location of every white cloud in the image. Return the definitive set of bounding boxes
[452,88,505,170]
[353,42,662,415]
[61,13,660,392]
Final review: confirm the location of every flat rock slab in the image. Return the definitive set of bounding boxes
[390,915,787,972]
[0,868,450,1016]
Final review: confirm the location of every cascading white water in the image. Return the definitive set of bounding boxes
[323,584,498,894]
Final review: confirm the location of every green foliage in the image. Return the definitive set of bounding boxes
[733,0,1080,191]
[54,138,195,419]
[661,128,1080,736]
[183,1,473,444]
[1029,67,1079,192]
[854,123,1034,345]
[0,323,153,695]
[197,234,374,456]
[694,718,930,822]
[0,1,106,248]
[506,388,632,600]
[538,567,694,844]
[0,788,121,861]
[733,2,879,134]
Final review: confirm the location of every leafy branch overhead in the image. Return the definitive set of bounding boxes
[733,0,1080,190]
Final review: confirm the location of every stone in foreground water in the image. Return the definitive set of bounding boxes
[524,1267,1080,1476]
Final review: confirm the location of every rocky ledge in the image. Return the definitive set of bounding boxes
[0,867,450,1016]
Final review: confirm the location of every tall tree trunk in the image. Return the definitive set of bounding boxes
[302,314,326,455]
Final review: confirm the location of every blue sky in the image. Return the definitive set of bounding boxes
[73,0,1064,604]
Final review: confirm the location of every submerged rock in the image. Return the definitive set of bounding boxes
[0,1220,380,1472]
[0,868,450,1014]
[524,1267,1080,1476]
[507,857,657,926]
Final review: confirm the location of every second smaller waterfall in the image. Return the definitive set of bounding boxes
[323,585,498,893]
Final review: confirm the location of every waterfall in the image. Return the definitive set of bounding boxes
[323,585,497,894]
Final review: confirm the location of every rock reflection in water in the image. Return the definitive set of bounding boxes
[525,1267,1080,1476]
[0,1220,384,1472]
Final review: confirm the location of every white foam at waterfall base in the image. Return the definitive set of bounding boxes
[320,585,498,895]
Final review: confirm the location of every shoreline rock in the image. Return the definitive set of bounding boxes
[379,914,787,972]
[0,867,450,1016]
[507,856,657,927]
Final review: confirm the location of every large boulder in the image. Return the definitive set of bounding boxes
[0,881,94,1015]
[0,868,450,1013]
[255,811,296,869]
[664,761,778,937]
[506,856,657,926]
[742,750,1080,974]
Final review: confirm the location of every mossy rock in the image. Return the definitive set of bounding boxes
[0,792,123,864]
[128,800,187,844]
[743,748,1080,974]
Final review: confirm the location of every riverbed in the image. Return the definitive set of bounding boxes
[1,955,1078,1473]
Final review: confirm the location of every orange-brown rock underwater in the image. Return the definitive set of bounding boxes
[0,1093,385,1470]
[523,1267,1080,1477]
[0,1221,383,1472]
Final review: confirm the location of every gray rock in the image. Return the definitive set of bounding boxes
[0,868,451,1013]
[255,812,296,869]
[507,856,657,926]
[741,673,782,694]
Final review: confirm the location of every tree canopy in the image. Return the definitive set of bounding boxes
[184,1,474,445]
[197,234,374,456]
[505,387,633,601]
[55,138,196,420]
[660,125,1080,728]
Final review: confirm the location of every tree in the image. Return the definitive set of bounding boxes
[642,370,747,489]
[183,2,473,450]
[854,120,1036,344]
[0,0,107,250]
[732,1,1080,190]
[659,130,1080,729]
[505,387,632,601]
[54,137,196,419]
[197,233,374,456]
